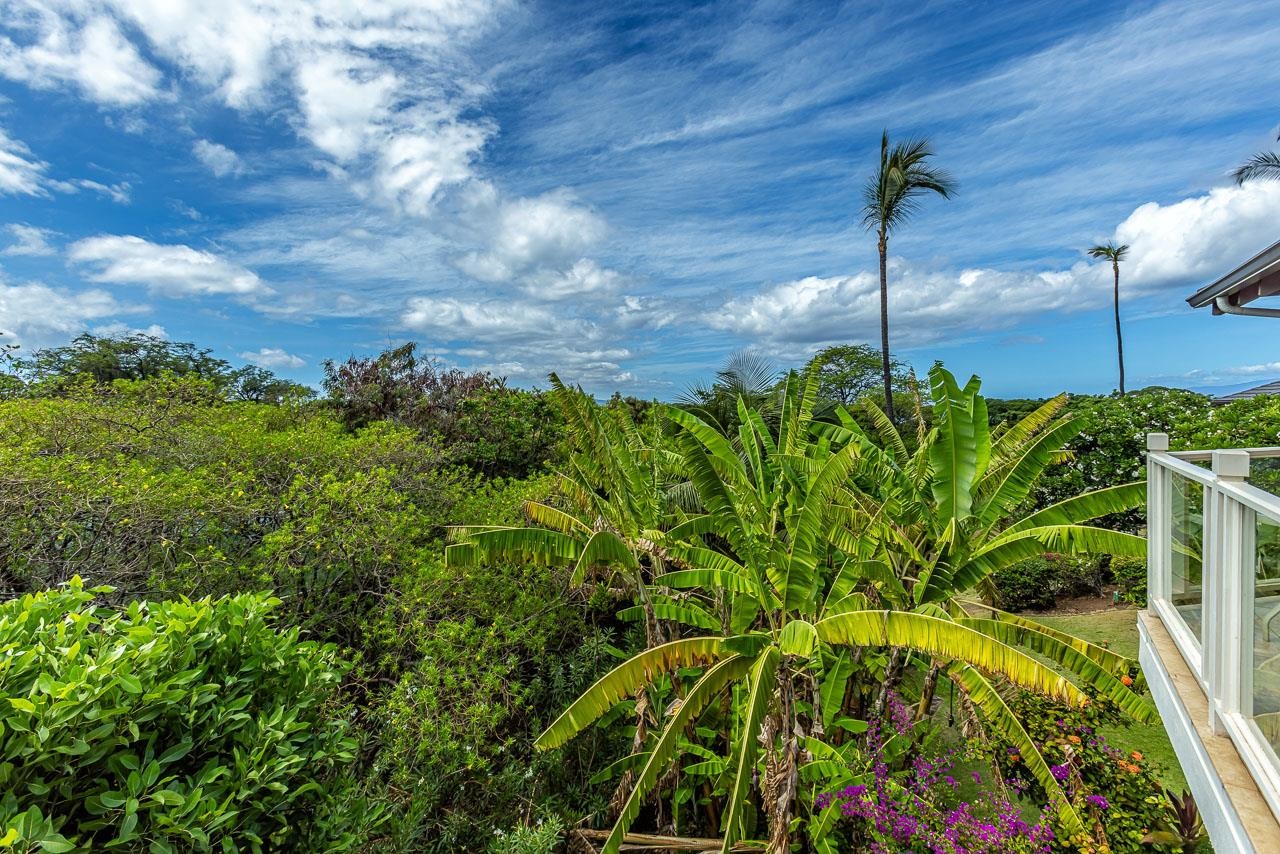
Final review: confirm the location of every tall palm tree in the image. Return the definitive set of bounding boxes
[1088,242,1130,395]
[862,131,955,421]
[1234,131,1280,183]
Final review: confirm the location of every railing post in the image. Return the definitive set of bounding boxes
[1147,433,1170,605]
[1208,450,1250,735]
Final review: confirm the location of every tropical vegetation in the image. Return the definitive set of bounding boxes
[3,331,1277,851]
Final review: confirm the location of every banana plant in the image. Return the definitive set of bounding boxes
[451,365,1151,852]
[446,375,702,647]
[813,365,1150,730]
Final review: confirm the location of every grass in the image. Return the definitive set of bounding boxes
[1037,608,1188,793]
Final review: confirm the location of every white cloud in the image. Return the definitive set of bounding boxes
[0,13,161,106]
[193,139,243,177]
[68,178,131,204]
[403,295,563,342]
[524,258,625,299]
[295,52,397,162]
[371,120,493,216]
[454,184,609,282]
[1,223,56,256]
[713,181,1280,350]
[0,279,132,349]
[401,293,637,385]
[1,2,503,215]
[68,235,268,297]
[239,346,305,369]
[1115,181,1280,292]
[0,125,48,196]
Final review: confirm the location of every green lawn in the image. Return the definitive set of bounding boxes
[1037,609,1188,793]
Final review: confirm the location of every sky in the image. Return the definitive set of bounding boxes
[1,0,1279,399]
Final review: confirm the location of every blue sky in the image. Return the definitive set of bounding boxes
[1,0,1279,398]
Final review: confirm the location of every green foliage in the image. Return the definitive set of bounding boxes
[806,343,908,406]
[994,692,1174,854]
[7,333,309,403]
[360,555,622,852]
[14,333,231,387]
[321,342,561,478]
[1110,555,1147,606]
[0,376,464,646]
[992,554,1106,612]
[488,816,564,854]
[453,363,1150,850]
[0,579,355,852]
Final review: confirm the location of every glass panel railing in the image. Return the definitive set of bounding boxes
[1253,512,1280,763]
[1170,472,1204,644]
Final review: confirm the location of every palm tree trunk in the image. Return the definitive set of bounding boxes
[1113,261,1125,395]
[878,231,895,421]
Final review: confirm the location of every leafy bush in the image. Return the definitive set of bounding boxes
[992,554,1104,612]
[321,342,562,479]
[488,816,564,854]
[1110,555,1147,606]
[0,579,356,852]
[358,553,623,852]
[0,382,466,645]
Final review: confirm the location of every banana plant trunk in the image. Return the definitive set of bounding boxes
[916,660,942,724]
[878,231,895,422]
[763,661,800,854]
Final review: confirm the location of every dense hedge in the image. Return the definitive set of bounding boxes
[0,581,354,852]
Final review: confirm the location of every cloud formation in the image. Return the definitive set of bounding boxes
[0,125,48,196]
[1,223,56,256]
[240,347,305,369]
[193,140,243,178]
[0,279,131,348]
[68,235,268,298]
[712,181,1280,350]
[0,13,161,105]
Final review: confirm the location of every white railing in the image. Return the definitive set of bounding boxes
[1147,433,1280,822]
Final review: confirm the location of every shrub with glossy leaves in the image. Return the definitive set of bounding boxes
[0,579,356,852]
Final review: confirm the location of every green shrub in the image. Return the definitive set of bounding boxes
[358,555,623,852]
[488,816,564,854]
[0,579,356,852]
[992,554,1106,612]
[1110,555,1148,606]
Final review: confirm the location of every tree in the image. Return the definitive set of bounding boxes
[15,332,232,387]
[862,131,955,421]
[806,343,905,406]
[228,364,314,403]
[1233,130,1280,183]
[321,342,561,477]
[451,364,1151,852]
[1087,242,1130,395]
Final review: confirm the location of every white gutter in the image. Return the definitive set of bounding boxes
[1214,296,1280,318]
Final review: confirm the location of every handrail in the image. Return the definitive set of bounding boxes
[1171,447,1280,463]
[1217,479,1280,523]
[1150,451,1218,487]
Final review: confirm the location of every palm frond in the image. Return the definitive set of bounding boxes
[1233,150,1280,184]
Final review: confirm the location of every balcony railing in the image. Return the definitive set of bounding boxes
[1146,433,1280,822]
